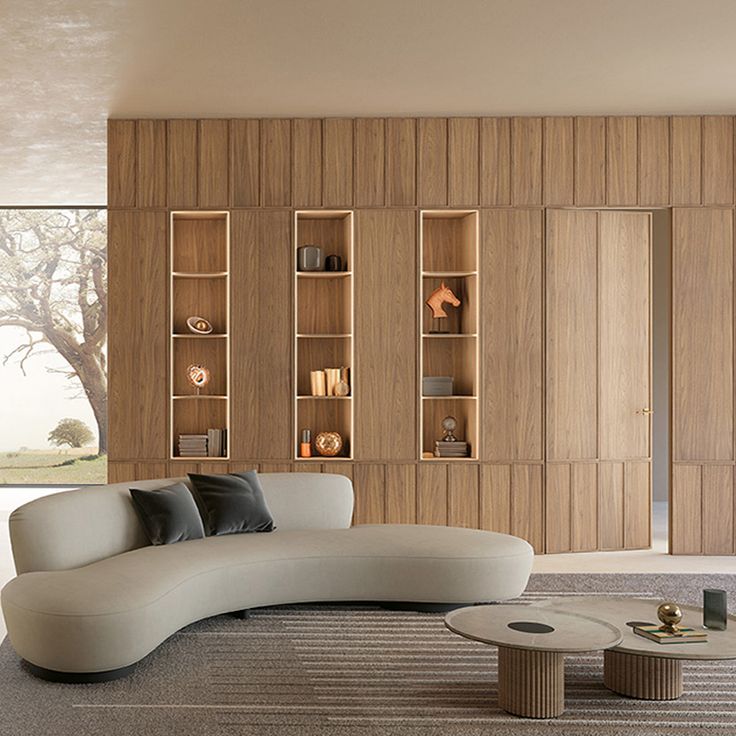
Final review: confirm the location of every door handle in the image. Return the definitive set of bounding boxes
[639,408,653,415]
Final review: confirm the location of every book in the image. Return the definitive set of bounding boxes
[633,625,708,644]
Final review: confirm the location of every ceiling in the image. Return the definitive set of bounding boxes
[3,0,736,205]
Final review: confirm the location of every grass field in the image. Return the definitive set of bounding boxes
[0,448,107,485]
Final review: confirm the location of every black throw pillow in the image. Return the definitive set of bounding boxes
[187,470,275,536]
[129,482,205,545]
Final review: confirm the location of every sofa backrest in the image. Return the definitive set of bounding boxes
[8,473,354,574]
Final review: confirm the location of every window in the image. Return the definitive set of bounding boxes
[0,209,106,484]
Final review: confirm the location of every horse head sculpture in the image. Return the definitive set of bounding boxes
[425,281,461,319]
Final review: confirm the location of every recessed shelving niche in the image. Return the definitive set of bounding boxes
[294,211,354,460]
[419,210,480,461]
[170,211,230,461]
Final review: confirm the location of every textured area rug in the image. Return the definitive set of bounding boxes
[1,573,735,736]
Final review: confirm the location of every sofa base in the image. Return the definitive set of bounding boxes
[23,660,137,683]
[379,601,471,613]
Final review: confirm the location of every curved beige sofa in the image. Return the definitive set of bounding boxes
[1,473,533,681]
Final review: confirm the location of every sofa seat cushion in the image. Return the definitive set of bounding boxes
[1,525,532,673]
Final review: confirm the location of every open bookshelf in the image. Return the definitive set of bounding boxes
[170,211,230,461]
[294,210,354,460]
[419,210,479,460]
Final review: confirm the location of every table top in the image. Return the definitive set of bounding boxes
[533,596,736,661]
[444,604,622,654]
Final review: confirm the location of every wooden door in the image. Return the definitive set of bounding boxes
[545,210,651,552]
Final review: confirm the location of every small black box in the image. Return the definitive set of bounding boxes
[703,589,727,631]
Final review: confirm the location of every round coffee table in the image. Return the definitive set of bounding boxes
[445,604,622,718]
[534,596,736,700]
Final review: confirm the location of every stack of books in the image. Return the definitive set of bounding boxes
[434,440,469,458]
[207,428,228,457]
[633,625,708,644]
[178,434,208,457]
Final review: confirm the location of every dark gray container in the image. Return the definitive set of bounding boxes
[423,376,454,396]
[297,245,323,271]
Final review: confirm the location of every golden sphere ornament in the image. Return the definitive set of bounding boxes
[657,601,683,633]
[314,431,343,457]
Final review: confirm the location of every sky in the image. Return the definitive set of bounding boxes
[0,325,98,451]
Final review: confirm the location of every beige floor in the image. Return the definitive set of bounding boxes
[0,491,734,641]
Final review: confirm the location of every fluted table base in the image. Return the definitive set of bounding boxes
[604,650,683,700]
[497,646,565,718]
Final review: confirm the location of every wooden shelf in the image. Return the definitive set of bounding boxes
[294,210,354,460]
[172,333,228,339]
[419,210,480,462]
[171,456,229,462]
[173,395,228,400]
[170,211,230,461]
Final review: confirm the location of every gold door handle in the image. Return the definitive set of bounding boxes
[640,408,653,415]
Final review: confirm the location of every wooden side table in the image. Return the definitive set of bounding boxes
[445,604,622,718]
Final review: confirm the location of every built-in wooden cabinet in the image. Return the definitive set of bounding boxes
[170,211,230,461]
[294,211,354,460]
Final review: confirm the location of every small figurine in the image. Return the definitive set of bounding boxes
[425,281,461,319]
[187,364,211,395]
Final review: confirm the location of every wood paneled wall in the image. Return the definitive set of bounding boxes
[109,115,736,555]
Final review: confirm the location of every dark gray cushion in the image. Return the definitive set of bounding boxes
[129,482,205,545]
[187,470,275,536]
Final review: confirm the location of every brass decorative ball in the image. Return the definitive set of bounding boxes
[657,602,682,633]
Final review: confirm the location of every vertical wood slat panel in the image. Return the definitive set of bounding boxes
[480,464,511,533]
[638,116,670,206]
[169,462,199,476]
[599,211,651,460]
[545,463,571,553]
[671,116,702,206]
[606,116,638,206]
[625,461,651,549]
[448,118,479,206]
[672,208,734,461]
[355,210,416,459]
[417,118,448,206]
[702,116,734,205]
[511,464,543,553]
[480,118,511,206]
[261,119,291,206]
[167,120,198,208]
[230,119,260,207]
[198,119,229,208]
[107,462,137,483]
[136,120,166,208]
[322,119,354,207]
[511,117,542,206]
[417,463,447,525]
[386,118,416,206]
[546,210,598,461]
[671,464,702,554]
[231,210,292,460]
[322,462,354,480]
[483,209,543,461]
[353,464,385,524]
[137,462,169,480]
[598,462,625,550]
[447,464,479,528]
[572,462,598,551]
[386,463,417,524]
[543,117,574,206]
[354,118,385,206]
[702,465,734,554]
[260,462,293,473]
[108,120,136,207]
[574,116,606,206]
[291,118,322,206]
[228,461,260,473]
[108,211,168,460]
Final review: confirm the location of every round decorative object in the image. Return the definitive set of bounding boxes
[186,364,211,390]
[657,602,683,633]
[334,380,350,397]
[441,415,458,442]
[186,316,213,335]
[314,431,343,457]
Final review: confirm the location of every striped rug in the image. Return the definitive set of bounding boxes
[0,573,734,736]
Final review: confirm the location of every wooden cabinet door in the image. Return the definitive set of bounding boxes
[545,209,652,551]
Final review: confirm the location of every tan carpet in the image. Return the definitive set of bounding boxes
[0,573,734,736]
